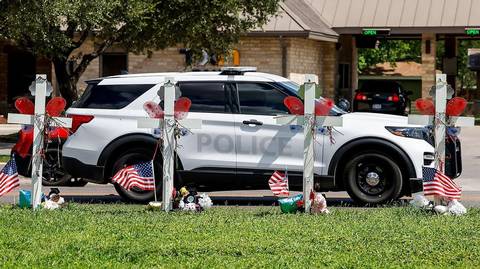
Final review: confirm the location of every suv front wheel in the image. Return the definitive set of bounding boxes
[111,147,162,203]
[343,151,403,204]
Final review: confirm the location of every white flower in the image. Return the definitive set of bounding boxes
[198,193,213,209]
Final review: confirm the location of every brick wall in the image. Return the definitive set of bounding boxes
[287,38,322,77]
[129,47,186,74]
[319,42,337,98]
[421,33,436,98]
[237,37,283,75]
[286,38,336,98]
[76,36,337,98]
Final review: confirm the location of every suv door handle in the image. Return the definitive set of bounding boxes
[242,119,263,126]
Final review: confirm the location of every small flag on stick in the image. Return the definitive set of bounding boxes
[112,161,155,191]
[422,167,461,200]
[0,158,20,197]
[269,170,289,196]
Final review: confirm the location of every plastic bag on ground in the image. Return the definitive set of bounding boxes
[410,194,432,209]
[448,200,467,216]
[311,193,329,214]
[278,194,303,213]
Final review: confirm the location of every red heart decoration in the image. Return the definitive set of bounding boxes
[46,97,67,117]
[174,97,192,120]
[446,97,467,116]
[315,98,334,116]
[415,98,435,115]
[284,96,304,115]
[47,127,69,139]
[14,97,34,115]
[143,101,164,119]
[12,128,33,158]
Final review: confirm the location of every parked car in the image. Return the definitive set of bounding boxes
[353,80,412,115]
[12,125,87,186]
[62,68,448,204]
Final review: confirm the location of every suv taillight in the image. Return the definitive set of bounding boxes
[355,92,367,101]
[387,94,400,102]
[68,114,94,133]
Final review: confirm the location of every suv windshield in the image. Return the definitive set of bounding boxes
[278,81,347,115]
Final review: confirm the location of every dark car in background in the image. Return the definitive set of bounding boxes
[353,80,412,115]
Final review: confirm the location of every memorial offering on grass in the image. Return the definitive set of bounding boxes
[6,75,71,210]
[275,75,342,213]
[408,74,473,215]
[136,77,202,211]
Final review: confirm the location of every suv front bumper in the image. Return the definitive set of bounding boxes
[409,178,423,194]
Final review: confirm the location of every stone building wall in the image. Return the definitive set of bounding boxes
[236,37,283,75]
[421,33,437,98]
[286,38,336,98]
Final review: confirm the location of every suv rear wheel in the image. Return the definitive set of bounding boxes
[343,151,403,204]
[112,147,162,203]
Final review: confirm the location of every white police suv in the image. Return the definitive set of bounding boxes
[62,68,449,204]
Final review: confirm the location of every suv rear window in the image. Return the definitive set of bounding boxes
[73,83,154,109]
[237,83,290,115]
[179,82,229,113]
[360,81,401,93]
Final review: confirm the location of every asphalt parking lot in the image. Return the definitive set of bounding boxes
[1,126,479,207]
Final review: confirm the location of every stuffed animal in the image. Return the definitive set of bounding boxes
[42,188,65,210]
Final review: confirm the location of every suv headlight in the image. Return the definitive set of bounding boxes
[385,126,433,145]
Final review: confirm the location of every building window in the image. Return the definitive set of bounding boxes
[338,63,351,89]
[101,53,128,77]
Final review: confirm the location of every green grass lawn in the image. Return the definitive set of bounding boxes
[0,204,479,268]
[0,155,11,163]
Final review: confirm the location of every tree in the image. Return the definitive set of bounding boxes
[0,0,280,104]
[358,40,421,72]
[437,39,480,98]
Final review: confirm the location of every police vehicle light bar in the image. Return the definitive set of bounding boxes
[220,66,257,75]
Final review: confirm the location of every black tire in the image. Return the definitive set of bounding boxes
[343,152,403,205]
[112,147,162,203]
[41,146,73,186]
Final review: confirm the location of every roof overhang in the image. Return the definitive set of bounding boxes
[249,1,338,43]
[246,30,338,43]
[334,27,480,36]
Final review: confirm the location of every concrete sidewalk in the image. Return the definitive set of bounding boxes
[453,127,480,191]
[0,124,19,156]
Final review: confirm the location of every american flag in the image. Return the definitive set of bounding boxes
[422,167,461,200]
[112,161,155,191]
[268,170,289,196]
[0,158,20,197]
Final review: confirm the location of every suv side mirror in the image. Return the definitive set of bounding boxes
[337,98,351,112]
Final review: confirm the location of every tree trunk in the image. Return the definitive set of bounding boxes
[51,40,111,106]
[52,58,79,107]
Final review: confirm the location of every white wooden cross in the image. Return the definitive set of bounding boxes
[137,77,202,212]
[7,74,72,209]
[276,74,343,212]
[408,74,474,198]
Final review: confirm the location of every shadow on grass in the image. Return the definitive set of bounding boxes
[60,194,410,208]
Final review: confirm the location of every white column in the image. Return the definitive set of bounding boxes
[303,75,316,212]
[31,75,47,209]
[434,74,447,173]
[162,77,176,212]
